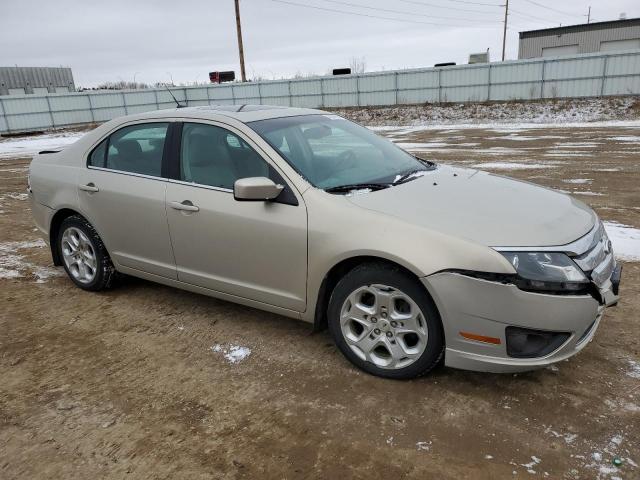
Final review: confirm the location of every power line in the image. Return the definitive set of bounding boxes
[510,8,559,24]
[436,0,504,7]
[270,0,498,27]
[437,0,502,6]
[520,0,580,17]
[396,0,501,15]
[318,0,503,23]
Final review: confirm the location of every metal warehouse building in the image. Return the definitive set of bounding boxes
[0,67,75,96]
[519,17,640,59]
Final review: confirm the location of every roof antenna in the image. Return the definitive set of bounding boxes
[164,84,186,108]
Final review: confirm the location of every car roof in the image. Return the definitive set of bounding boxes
[125,104,328,124]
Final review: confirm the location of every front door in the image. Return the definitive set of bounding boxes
[165,122,307,312]
[80,121,176,279]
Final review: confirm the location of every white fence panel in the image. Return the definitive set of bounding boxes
[93,106,127,122]
[324,92,358,107]
[89,93,125,108]
[2,96,49,114]
[397,70,439,89]
[2,50,640,134]
[398,88,439,104]
[490,82,540,101]
[360,91,396,106]
[543,78,602,98]
[52,109,93,126]
[323,77,357,94]
[441,66,490,87]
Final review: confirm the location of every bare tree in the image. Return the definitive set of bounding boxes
[349,56,367,74]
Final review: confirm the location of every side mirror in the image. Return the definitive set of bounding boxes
[234,177,284,201]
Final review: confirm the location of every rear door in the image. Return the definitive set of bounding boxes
[78,121,177,279]
[165,121,307,312]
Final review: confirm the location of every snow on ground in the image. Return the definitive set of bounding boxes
[471,162,556,170]
[611,136,640,142]
[573,191,604,196]
[628,360,640,379]
[563,179,592,184]
[0,132,84,159]
[603,222,640,262]
[338,97,640,128]
[0,239,62,282]
[210,344,252,364]
[370,119,640,134]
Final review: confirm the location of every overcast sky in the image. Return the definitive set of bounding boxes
[2,0,639,87]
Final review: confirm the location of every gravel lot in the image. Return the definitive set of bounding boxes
[1,122,639,479]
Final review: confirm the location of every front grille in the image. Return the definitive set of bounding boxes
[572,222,615,287]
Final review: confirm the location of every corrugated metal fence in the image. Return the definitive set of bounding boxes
[1,50,640,135]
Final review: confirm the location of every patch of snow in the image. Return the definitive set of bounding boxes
[0,239,61,282]
[603,221,640,261]
[611,136,640,142]
[573,191,604,196]
[210,343,252,364]
[520,456,541,474]
[486,135,541,141]
[472,162,556,170]
[627,359,640,379]
[396,142,450,149]
[347,97,640,129]
[0,132,84,159]
[416,441,431,451]
[485,454,494,460]
[345,188,372,196]
[5,192,28,201]
[369,119,640,133]
[544,152,594,157]
[595,168,620,172]
[555,142,602,148]
[562,178,592,184]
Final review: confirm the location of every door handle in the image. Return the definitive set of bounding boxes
[79,183,99,193]
[169,200,200,212]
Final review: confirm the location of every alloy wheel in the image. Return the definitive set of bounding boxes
[340,284,429,369]
[61,226,98,284]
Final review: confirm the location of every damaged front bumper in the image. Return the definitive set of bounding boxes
[421,265,621,373]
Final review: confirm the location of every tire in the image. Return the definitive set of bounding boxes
[57,215,118,291]
[328,263,444,379]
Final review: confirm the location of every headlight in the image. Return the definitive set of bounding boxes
[499,251,589,292]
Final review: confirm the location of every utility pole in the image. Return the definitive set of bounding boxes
[234,0,247,82]
[587,6,591,23]
[501,0,509,61]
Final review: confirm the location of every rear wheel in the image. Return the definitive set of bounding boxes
[328,263,444,379]
[58,215,117,291]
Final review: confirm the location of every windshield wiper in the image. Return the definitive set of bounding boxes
[325,182,391,194]
[414,155,437,168]
[393,169,428,185]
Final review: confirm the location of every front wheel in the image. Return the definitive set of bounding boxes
[328,263,444,379]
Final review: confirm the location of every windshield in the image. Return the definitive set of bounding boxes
[249,114,434,190]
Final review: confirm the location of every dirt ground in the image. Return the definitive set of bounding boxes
[1,124,639,479]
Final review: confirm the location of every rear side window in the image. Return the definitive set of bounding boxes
[90,123,169,177]
[88,139,107,167]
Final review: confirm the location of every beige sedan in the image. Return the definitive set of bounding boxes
[29,105,621,379]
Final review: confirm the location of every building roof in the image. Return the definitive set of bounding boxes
[519,17,640,39]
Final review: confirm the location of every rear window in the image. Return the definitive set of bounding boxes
[88,122,169,177]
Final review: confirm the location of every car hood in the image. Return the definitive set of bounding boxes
[345,166,596,247]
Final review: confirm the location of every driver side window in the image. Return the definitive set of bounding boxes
[180,123,269,189]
